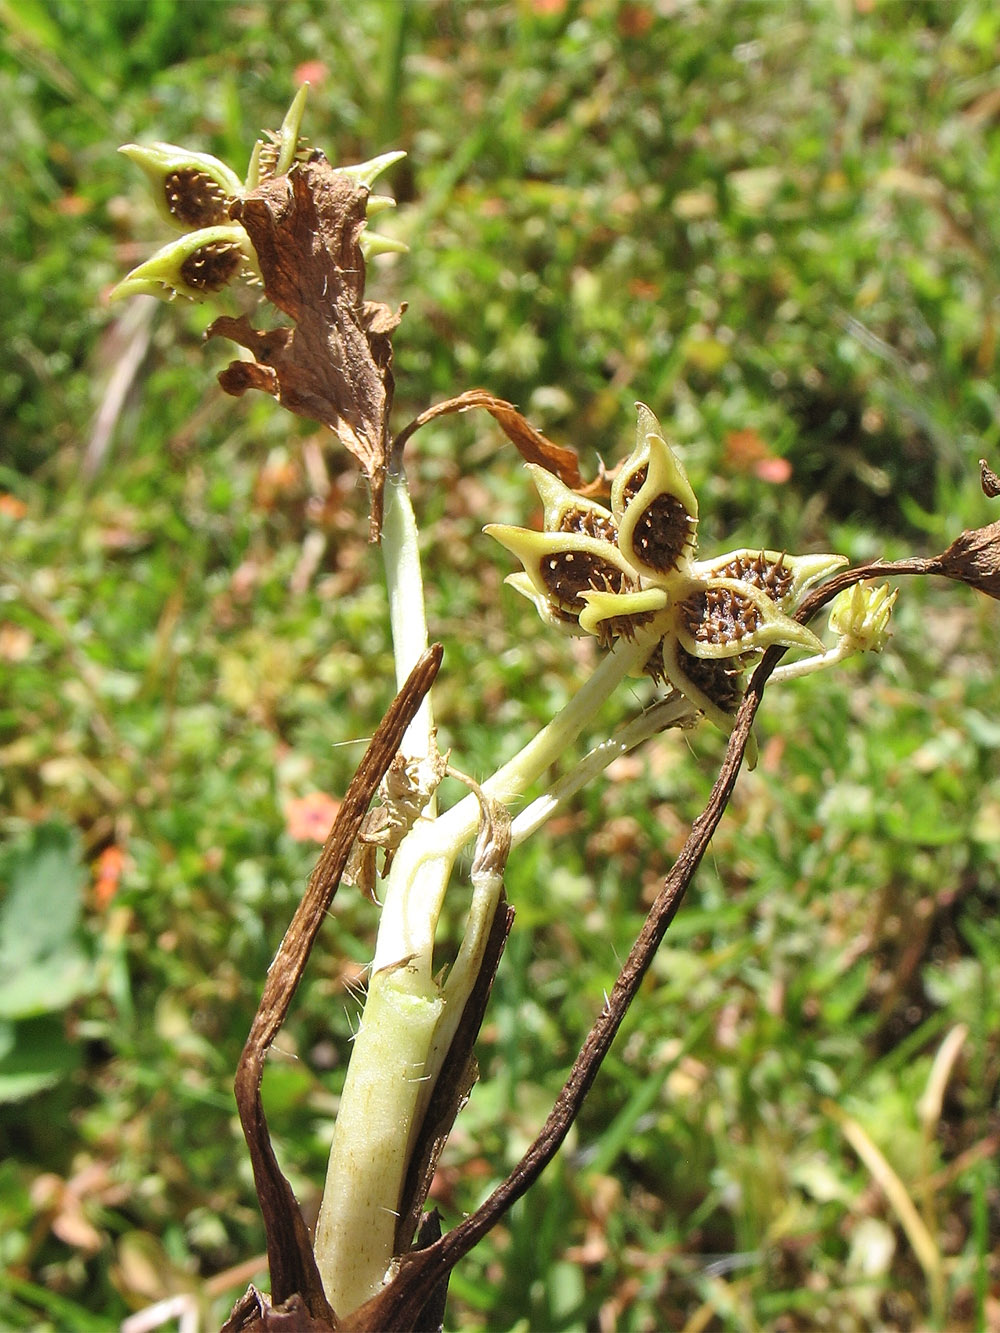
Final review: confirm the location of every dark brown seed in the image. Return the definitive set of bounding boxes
[631,493,696,574]
[164,169,231,228]
[179,241,243,292]
[540,551,631,607]
[558,507,619,544]
[681,585,761,646]
[715,552,794,602]
[676,645,745,711]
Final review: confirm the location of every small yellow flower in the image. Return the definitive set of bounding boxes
[828,582,897,653]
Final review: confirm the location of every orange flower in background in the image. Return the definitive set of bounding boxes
[0,493,27,519]
[93,846,125,908]
[285,791,341,843]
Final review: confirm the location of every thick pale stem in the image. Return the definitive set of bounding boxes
[382,468,434,760]
[372,631,656,976]
[510,691,695,848]
[314,631,656,1312]
[313,963,443,1315]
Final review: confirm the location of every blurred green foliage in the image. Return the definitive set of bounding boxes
[1,1,998,1329]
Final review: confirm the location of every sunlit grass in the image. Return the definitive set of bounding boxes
[2,2,999,1329]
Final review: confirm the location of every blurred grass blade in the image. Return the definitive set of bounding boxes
[822,1097,945,1325]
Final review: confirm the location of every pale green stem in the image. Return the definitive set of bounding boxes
[510,690,695,848]
[768,640,852,684]
[313,963,443,1315]
[372,630,657,977]
[381,467,434,761]
[313,629,656,1313]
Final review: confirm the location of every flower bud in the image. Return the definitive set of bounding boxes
[828,582,897,652]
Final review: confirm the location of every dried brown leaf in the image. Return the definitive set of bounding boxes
[207,157,401,540]
[981,458,1000,498]
[938,519,1000,600]
[393,390,607,495]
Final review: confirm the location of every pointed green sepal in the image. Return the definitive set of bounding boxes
[274,83,310,177]
[359,230,409,259]
[612,404,699,581]
[578,586,668,639]
[340,150,407,191]
[525,464,619,543]
[119,143,243,230]
[675,577,824,660]
[505,572,586,636]
[485,523,636,619]
[364,194,397,218]
[693,549,848,610]
[109,224,257,303]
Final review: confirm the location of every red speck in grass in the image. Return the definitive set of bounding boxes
[754,456,792,484]
[94,846,125,908]
[285,791,341,843]
[294,61,329,87]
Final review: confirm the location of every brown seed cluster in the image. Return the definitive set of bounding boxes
[180,241,244,292]
[558,506,619,545]
[716,552,793,603]
[677,645,746,711]
[621,466,695,574]
[164,169,231,228]
[632,492,696,574]
[681,585,761,645]
[619,466,647,509]
[540,551,631,608]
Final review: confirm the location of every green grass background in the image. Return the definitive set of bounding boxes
[1,1,999,1329]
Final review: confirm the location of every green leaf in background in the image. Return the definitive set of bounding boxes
[0,821,93,1018]
[0,823,94,1102]
[0,1014,81,1102]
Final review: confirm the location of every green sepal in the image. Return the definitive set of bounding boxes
[340,150,408,190]
[485,523,636,618]
[674,577,825,661]
[109,224,257,303]
[693,549,847,611]
[525,465,619,542]
[360,230,409,258]
[612,404,699,581]
[578,586,668,638]
[505,572,586,636]
[119,143,243,230]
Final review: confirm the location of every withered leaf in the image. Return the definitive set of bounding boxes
[221,1287,336,1333]
[981,458,1000,498]
[393,389,607,496]
[939,519,1000,600]
[207,155,402,540]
